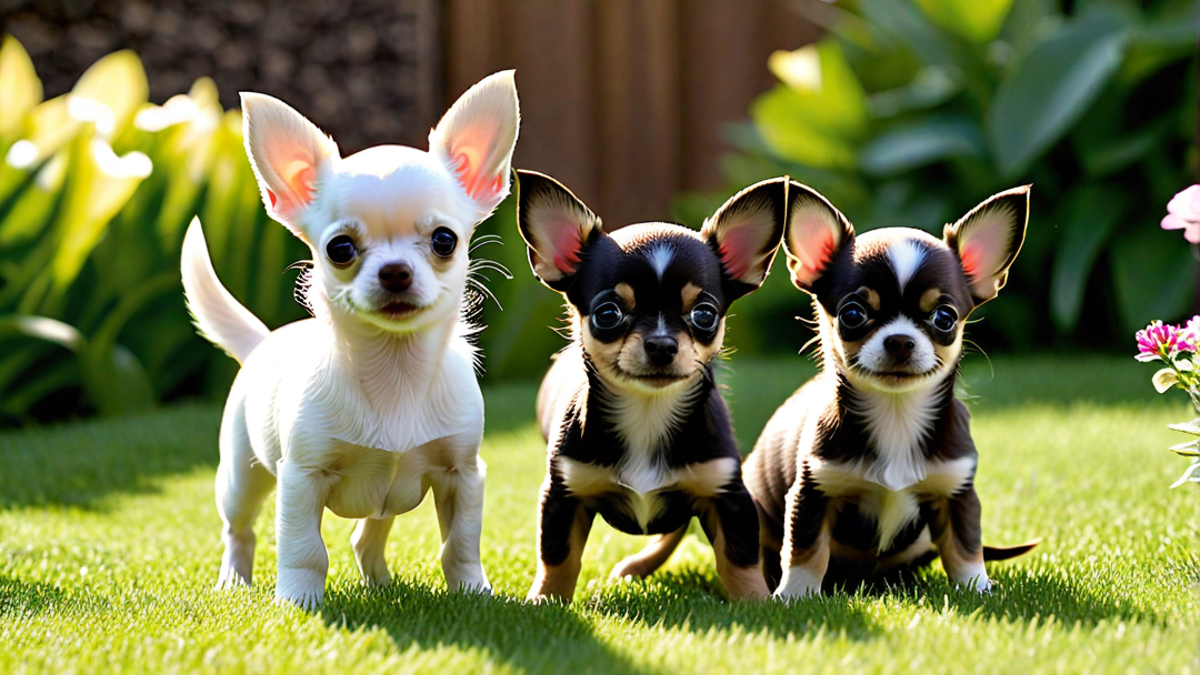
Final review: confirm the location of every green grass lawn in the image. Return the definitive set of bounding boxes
[2,354,1198,674]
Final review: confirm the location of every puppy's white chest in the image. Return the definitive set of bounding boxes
[815,456,975,551]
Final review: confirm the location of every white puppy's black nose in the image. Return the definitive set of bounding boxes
[378,263,413,293]
[644,334,678,367]
[884,334,915,363]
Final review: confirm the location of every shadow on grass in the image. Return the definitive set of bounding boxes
[0,574,108,617]
[582,554,1157,642]
[321,579,659,675]
[585,568,885,642]
[0,404,221,511]
[938,566,1161,626]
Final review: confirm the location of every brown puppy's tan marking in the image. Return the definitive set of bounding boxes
[615,282,636,309]
[703,506,771,600]
[528,489,594,602]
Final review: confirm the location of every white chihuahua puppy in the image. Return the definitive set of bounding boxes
[180,71,519,608]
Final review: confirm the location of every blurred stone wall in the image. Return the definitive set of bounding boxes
[2,0,441,153]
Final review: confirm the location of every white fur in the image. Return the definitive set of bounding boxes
[844,383,940,492]
[887,239,926,292]
[810,455,975,550]
[181,221,269,363]
[647,243,674,280]
[557,454,737,532]
[549,380,707,532]
[185,72,519,609]
[855,315,937,377]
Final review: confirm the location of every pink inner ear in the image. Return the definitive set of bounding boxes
[718,227,761,282]
[791,215,838,284]
[546,217,584,274]
[450,128,504,206]
[959,215,1011,283]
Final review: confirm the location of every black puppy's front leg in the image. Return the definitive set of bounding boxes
[774,476,831,599]
[527,468,594,603]
[930,485,990,592]
[700,487,769,600]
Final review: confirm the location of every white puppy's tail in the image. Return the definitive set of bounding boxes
[181,218,269,364]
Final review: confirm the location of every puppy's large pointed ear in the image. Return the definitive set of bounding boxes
[241,92,340,244]
[783,181,854,292]
[944,185,1030,305]
[516,170,602,293]
[699,177,788,301]
[429,70,520,216]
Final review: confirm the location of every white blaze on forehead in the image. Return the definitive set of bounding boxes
[647,243,674,280]
[888,240,927,292]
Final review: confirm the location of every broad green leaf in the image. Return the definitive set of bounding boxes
[0,153,66,248]
[0,35,42,140]
[1049,187,1128,333]
[48,134,152,304]
[914,0,1014,43]
[752,39,868,169]
[867,67,961,119]
[0,314,85,351]
[1110,231,1195,336]
[81,343,155,416]
[1152,367,1178,393]
[858,116,985,176]
[70,50,148,140]
[988,7,1130,178]
[856,0,957,68]
[1118,0,1200,84]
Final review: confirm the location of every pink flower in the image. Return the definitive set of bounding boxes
[1184,315,1200,351]
[1136,320,1190,361]
[1162,185,1200,243]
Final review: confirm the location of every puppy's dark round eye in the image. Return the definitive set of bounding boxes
[838,301,868,329]
[689,303,719,332]
[591,302,624,331]
[431,227,458,258]
[326,235,357,266]
[932,305,958,332]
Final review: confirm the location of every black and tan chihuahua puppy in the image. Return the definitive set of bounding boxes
[745,181,1039,598]
[516,170,798,603]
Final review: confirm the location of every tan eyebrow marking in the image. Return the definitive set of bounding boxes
[857,286,880,311]
[681,282,702,310]
[920,288,943,313]
[614,283,636,309]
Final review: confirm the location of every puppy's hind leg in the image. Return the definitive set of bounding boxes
[215,402,275,590]
[430,455,491,594]
[610,527,686,580]
[351,516,395,587]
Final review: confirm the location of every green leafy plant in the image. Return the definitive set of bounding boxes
[0,36,306,423]
[681,0,1198,351]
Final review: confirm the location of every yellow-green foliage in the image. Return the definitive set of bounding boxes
[0,36,307,422]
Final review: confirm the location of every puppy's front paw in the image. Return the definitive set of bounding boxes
[771,585,820,602]
[773,567,823,601]
[963,574,992,594]
[215,564,251,591]
[276,567,326,610]
[450,571,492,596]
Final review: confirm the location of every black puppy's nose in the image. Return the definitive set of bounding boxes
[884,334,916,363]
[378,263,413,293]
[643,334,678,367]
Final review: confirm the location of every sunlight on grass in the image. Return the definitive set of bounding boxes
[2,356,1198,674]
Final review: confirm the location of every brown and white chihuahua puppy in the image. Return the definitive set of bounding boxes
[744,181,1039,598]
[516,170,798,603]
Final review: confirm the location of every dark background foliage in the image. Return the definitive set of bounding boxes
[0,0,1196,425]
